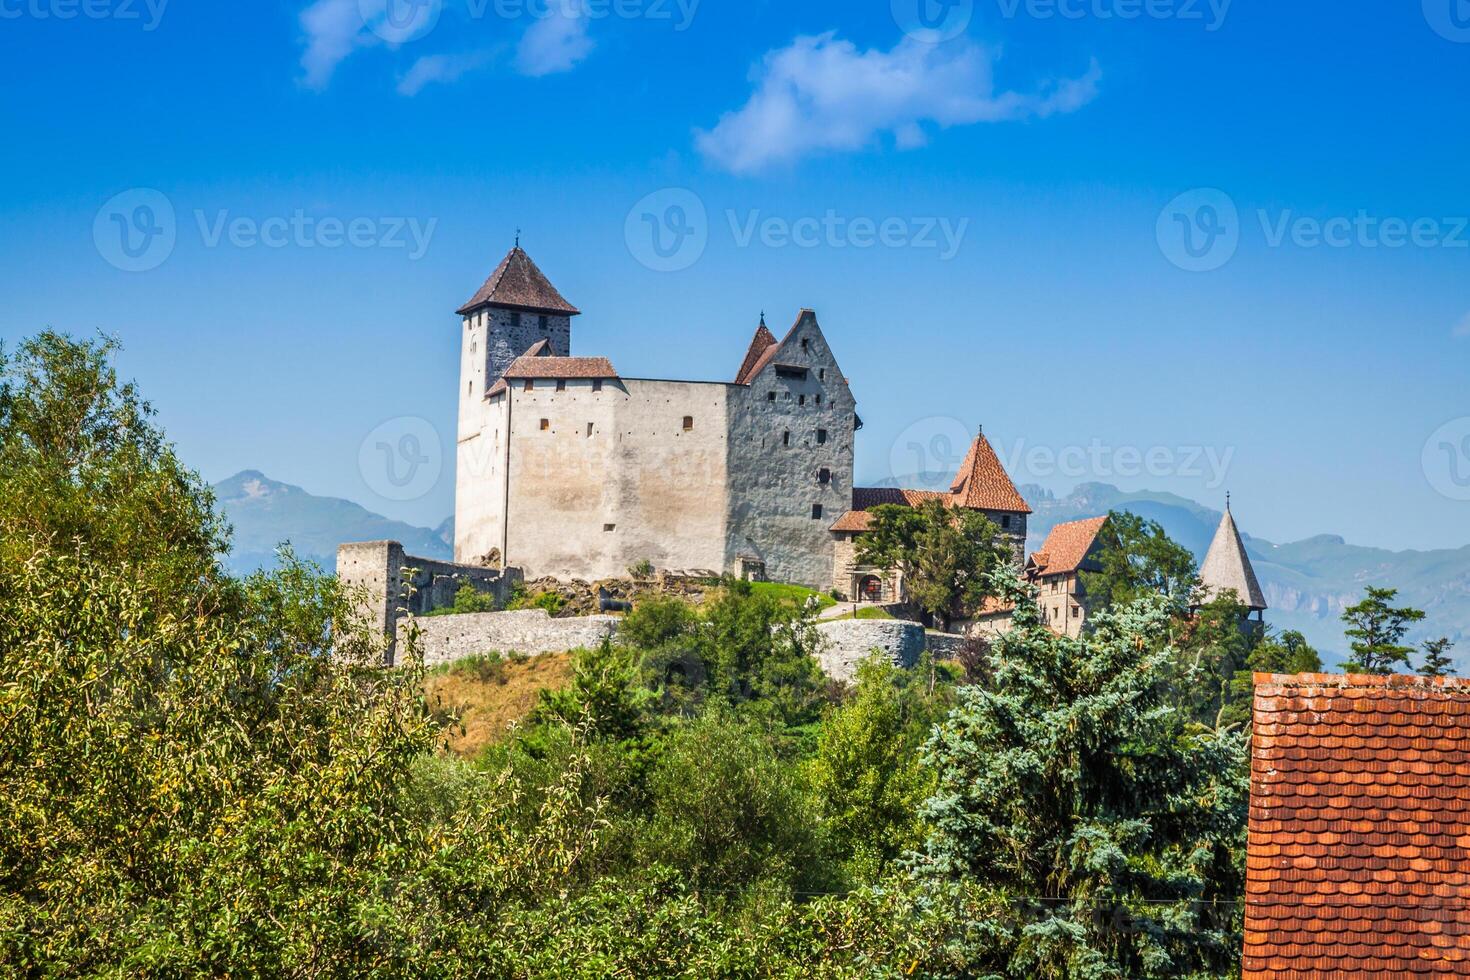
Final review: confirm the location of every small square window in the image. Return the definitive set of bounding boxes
[767,391,776,402]
[540,418,550,431]
[523,379,534,391]
[800,338,809,351]
[604,523,616,533]
[592,379,603,393]
[683,416,694,431]
[1002,515,1011,529]
[556,379,567,392]
[811,504,823,520]
[816,429,828,445]
[818,468,831,485]
[539,315,549,331]
[511,312,522,327]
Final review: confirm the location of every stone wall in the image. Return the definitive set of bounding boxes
[400,609,620,669]
[814,619,926,683]
[337,541,519,665]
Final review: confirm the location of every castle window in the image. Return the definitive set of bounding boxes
[592,379,603,392]
[1002,515,1011,529]
[604,524,616,533]
[819,368,826,381]
[539,315,548,331]
[468,381,473,396]
[767,391,776,402]
[799,395,806,406]
[556,379,567,392]
[783,431,790,447]
[815,393,822,405]
[811,504,824,520]
[586,423,594,437]
[818,468,831,485]
[540,419,550,431]
[816,429,828,445]
[511,312,522,327]
[524,380,534,391]
[800,338,809,351]
[683,416,694,431]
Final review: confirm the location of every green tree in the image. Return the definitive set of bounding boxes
[1419,637,1457,677]
[1225,629,1324,729]
[1340,587,1426,674]
[809,655,956,881]
[914,570,1247,978]
[1179,591,1256,730]
[856,498,1010,629]
[1081,510,1199,613]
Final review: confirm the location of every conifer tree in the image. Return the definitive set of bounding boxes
[1419,637,1457,678]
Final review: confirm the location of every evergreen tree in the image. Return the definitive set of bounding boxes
[914,570,1247,978]
[1419,637,1457,678]
[1081,510,1200,613]
[1340,587,1426,674]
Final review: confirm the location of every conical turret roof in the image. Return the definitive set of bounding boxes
[457,245,580,316]
[1198,502,1267,611]
[948,431,1031,513]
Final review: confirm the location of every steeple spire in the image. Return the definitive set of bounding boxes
[1198,501,1267,611]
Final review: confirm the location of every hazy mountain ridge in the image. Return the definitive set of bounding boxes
[214,471,452,575]
[1023,483,1470,661]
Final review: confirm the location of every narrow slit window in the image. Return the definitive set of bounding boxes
[783,431,791,447]
[811,504,823,520]
[816,429,828,445]
[586,423,594,437]
[799,395,806,406]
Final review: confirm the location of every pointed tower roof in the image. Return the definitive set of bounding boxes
[734,315,778,384]
[1198,501,1267,611]
[457,245,581,317]
[948,430,1031,513]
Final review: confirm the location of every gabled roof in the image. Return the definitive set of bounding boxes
[457,246,581,317]
[830,488,948,533]
[1028,516,1108,577]
[948,432,1031,514]
[502,352,617,380]
[1199,504,1267,610]
[1245,673,1470,978]
[734,319,778,384]
[736,309,821,386]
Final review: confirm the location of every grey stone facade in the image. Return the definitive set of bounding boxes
[401,609,620,669]
[336,540,518,665]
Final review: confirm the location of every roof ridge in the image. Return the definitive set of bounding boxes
[457,245,580,316]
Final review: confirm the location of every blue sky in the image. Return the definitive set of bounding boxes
[2,0,1468,550]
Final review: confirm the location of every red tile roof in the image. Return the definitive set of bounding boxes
[1028,516,1108,577]
[1245,673,1470,979]
[830,488,949,532]
[734,321,778,384]
[457,246,580,316]
[503,355,617,380]
[949,433,1031,513]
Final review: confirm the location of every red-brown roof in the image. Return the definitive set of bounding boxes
[949,433,1031,513]
[1245,673,1470,978]
[503,355,617,380]
[830,487,949,532]
[734,321,778,384]
[458,246,580,316]
[1028,516,1108,577]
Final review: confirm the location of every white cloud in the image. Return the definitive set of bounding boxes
[299,0,375,90]
[1455,312,1470,339]
[696,33,1101,175]
[398,51,491,95]
[515,0,593,77]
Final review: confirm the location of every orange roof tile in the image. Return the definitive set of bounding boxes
[503,355,617,380]
[734,320,778,384]
[1245,673,1470,978]
[1028,516,1108,577]
[458,246,580,316]
[949,433,1031,513]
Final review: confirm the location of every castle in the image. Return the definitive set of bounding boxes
[451,244,1032,595]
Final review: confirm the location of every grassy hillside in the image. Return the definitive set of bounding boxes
[423,652,574,757]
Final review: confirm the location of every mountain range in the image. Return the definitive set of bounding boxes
[212,471,1470,665]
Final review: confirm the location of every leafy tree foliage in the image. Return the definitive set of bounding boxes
[913,571,1248,978]
[1223,629,1323,729]
[1419,637,1458,677]
[1341,586,1426,674]
[855,499,1010,628]
[1081,510,1199,613]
